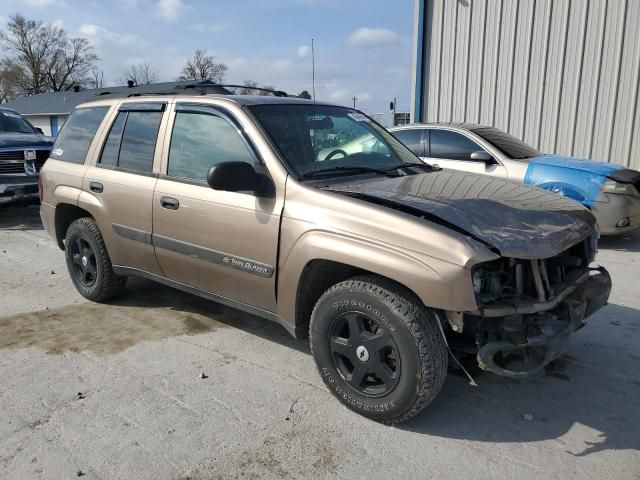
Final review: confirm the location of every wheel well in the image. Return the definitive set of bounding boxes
[54,204,93,250]
[295,260,362,338]
[294,260,427,339]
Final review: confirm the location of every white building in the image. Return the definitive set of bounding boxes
[410,0,640,169]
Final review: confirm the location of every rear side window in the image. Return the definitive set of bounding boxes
[429,129,482,160]
[50,107,109,164]
[99,110,163,173]
[167,111,256,182]
[392,129,424,157]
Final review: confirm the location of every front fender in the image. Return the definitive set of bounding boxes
[276,229,478,329]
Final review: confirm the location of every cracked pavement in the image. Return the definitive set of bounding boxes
[1,205,639,479]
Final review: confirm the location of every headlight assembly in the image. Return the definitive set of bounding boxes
[601,178,638,195]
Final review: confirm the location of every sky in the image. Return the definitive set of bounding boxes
[0,0,415,115]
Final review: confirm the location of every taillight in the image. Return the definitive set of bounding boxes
[38,174,43,202]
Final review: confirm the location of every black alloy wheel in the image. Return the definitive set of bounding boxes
[69,236,98,287]
[329,311,400,397]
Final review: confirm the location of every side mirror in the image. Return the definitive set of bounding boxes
[35,127,44,135]
[207,161,273,197]
[470,151,494,163]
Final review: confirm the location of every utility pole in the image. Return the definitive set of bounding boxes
[352,96,357,108]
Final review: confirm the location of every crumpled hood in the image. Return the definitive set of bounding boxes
[0,132,54,149]
[327,170,595,259]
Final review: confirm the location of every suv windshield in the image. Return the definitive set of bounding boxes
[0,110,36,134]
[249,104,422,177]
[471,126,541,159]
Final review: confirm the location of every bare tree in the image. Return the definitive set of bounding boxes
[0,64,21,101]
[258,85,275,96]
[177,49,227,82]
[118,60,158,86]
[0,14,98,95]
[46,37,98,91]
[90,67,104,89]
[237,79,258,95]
[236,80,279,96]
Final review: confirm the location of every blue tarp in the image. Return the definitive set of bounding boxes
[524,155,622,206]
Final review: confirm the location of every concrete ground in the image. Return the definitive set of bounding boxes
[0,204,638,480]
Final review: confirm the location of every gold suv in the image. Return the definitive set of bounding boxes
[40,90,611,423]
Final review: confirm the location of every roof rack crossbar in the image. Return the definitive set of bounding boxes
[213,84,289,97]
[94,82,289,99]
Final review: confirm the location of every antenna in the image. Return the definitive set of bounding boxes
[311,38,317,188]
[311,38,316,102]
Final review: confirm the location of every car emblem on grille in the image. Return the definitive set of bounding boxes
[24,159,37,176]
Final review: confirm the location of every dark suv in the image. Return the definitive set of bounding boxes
[0,107,53,205]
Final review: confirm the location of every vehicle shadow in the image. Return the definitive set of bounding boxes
[400,303,640,456]
[0,203,43,230]
[598,230,640,252]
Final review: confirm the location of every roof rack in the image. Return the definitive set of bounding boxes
[95,81,289,99]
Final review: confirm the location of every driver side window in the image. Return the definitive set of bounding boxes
[167,111,256,182]
[429,129,484,161]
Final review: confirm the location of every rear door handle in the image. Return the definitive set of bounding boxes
[160,196,179,210]
[89,181,103,193]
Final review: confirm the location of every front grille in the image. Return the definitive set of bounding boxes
[0,163,25,174]
[0,151,24,161]
[0,149,50,175]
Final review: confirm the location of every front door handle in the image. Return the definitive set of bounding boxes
[160,196,179,210]
[89,181,103,193]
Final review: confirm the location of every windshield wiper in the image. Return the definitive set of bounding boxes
[300,166,399,179]
[387,162,441,172]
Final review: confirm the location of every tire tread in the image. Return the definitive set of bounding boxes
[309,274,447,424]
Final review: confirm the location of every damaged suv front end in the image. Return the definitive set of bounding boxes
[467,233,611,378]
[326,169,611,380]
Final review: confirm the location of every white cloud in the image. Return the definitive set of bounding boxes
[190,22,231,34]
[157,0,184,20]
[297,46,311,58]
[19,0,58,6]
[78,23,137,47]
[346,27,399,47]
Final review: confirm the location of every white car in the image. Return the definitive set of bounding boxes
[390,123,640,235]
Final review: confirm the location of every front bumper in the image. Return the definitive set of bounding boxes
[0,175,39,205]
[591,193,640,235]
[476,266,611,379]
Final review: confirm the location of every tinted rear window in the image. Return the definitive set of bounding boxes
[471,127,541,159]
[393,129,424,157]
[98,111,162,173]
[118,111,162,172]
[50,107,109,164]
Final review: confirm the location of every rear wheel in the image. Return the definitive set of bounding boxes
[64,217,126,301]
[310,275,448,424]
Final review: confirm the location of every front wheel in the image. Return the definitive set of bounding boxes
[309,275,448,424]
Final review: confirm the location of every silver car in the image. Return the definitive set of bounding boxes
[390,123,640,235]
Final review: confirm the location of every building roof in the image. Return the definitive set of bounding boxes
[2,80,230,116]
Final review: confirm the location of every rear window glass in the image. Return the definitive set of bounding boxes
[471,127,541,159]
[99,112,127,167]
[50,107,109,164]
[98,110,162,173]
[117,111,162,172]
